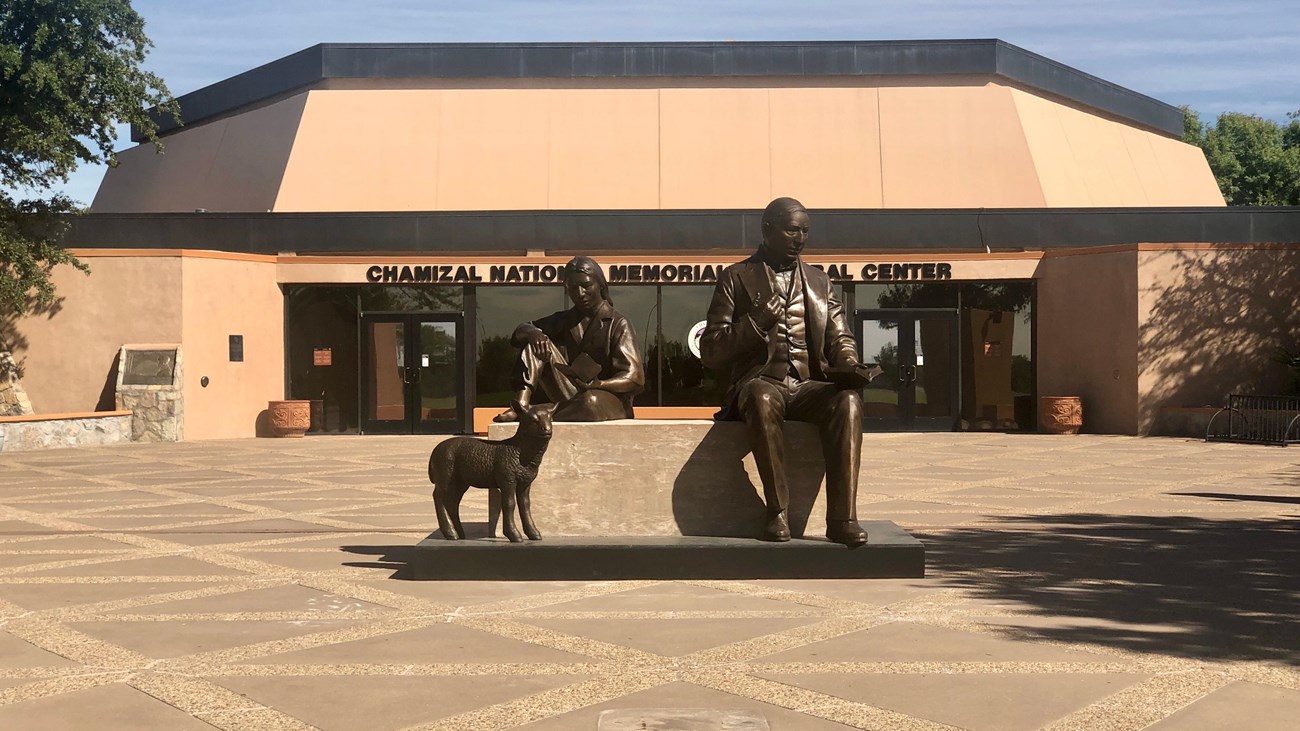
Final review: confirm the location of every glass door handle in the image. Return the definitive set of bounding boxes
[900,365,916,384]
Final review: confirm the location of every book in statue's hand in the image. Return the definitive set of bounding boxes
[823,363,885,388]
[554,352,602,384]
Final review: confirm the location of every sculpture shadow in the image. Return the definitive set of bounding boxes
[339,544,424,579]
[922,511,1300,664]
[671,421,825,538]
[341,526,498,579]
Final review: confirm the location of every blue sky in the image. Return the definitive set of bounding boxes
[53,0,1300,206]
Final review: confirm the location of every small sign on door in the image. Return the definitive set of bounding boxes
[421,354,430,368]
[313,348,333,366]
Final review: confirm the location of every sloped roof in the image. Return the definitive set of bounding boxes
[136,39,1184,141]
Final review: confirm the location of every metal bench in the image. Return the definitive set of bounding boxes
[1206,394,1300,446]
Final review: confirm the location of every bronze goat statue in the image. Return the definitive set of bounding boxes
[428,400,552,542]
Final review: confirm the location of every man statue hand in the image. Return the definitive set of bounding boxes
[752,293,782,331]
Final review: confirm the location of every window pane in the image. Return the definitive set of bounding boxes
[285,286,359,433]
[860,318,901,418]
[607,285,659,408]
[419,322,458,421]
[659,285,728,407]
[859,283,958,309]
[915,317,955,417]
[474,286,566,408]
[960,282,1033,431]
[366,320,406,421]
[360,286,462,312]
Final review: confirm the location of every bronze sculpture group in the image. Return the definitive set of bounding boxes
[430,199,878,546]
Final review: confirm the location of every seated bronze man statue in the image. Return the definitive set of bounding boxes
[700,197,872,545]
[494,256,645,422]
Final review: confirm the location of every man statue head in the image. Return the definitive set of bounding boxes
[759,196,810,271]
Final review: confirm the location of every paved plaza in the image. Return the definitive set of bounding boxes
[0,433,1296,730]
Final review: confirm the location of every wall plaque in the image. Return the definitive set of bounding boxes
[122,349,178,386]
[313,348,333,366]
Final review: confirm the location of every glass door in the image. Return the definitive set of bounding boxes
[855,309,959,431]
[361,313,463,434]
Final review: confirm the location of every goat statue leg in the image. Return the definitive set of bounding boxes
[448,482,471,539]
[432,480,462,540]
[518,480,542,541]
[497,478,525,543]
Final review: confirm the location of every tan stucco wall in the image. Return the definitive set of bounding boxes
[1035,249,1141,434]
[3,256,183,414]
[93,94,309,213]
[2,253,283,440]
[94,78,1223,213]
[1011,90,1225,206]
[180,257,285,440]
[1136,245,1300,432]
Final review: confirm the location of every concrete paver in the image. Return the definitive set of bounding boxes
[0,433,1297,729]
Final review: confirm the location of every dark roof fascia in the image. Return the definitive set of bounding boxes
[135,40,1182,141]
[64,208,1300,254]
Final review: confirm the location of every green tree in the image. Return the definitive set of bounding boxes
[1182,107,1300,206]
[0,0,177,316]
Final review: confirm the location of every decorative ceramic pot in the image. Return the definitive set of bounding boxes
[268,400,312,437]
[1040,396,1083,434]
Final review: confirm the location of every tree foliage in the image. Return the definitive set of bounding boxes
[0,0,177,316]
[1182,107,1300,206]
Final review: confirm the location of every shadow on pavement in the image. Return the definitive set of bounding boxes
[922,513,1300,664]
[342,528,495,580]
[1167,491,1300,505]
[341,542,430,580]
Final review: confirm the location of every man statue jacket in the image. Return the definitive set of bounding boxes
[700,253,860,421]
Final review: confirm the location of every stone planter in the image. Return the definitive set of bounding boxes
[268,400,312,438]
[1040,396,1083,434]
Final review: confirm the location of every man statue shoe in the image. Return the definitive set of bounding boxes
[764,512,792,542]
[827,520,868,546]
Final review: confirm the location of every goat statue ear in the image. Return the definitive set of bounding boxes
[511,399,527,416]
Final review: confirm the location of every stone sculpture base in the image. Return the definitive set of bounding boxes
[484,419,836,538]
[406,522,923,580]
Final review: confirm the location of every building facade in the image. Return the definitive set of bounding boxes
[12,41,1300,439]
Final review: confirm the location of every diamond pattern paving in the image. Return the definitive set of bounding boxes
[1,433,1297,729]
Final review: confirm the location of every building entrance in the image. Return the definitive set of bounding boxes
[855,308,960,431]
[360,313,464,434]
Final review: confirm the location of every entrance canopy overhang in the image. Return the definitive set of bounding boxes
[64,207,1300,256]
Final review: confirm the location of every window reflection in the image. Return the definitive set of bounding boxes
[607,285,658,408]
[659,285,727,407]
[474,286,566,408]
[849,281,1034,431]
[960,282,1034,431]
[360,286,462,312]
[286,278,1032,431]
